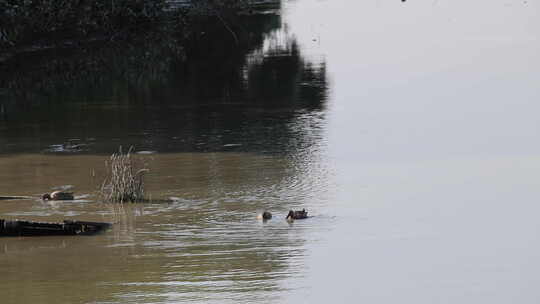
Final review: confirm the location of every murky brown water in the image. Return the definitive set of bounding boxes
[2,0,540,303]
[0,151,332,304]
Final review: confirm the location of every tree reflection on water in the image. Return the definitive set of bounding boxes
[0,7,327,156]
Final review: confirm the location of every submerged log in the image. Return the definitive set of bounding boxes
[0,219,111,237]
[0,196,34,200]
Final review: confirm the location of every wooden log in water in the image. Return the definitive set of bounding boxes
[0,195,35,200]
[0,219,112,237]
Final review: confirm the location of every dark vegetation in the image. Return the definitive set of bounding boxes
[100,147,148,203]
[0,0,328,156]
[0,0,251,50]
[0,0,168,49]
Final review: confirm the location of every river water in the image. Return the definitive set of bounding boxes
[1,0,539,303]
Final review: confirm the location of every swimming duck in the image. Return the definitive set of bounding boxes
[41,191,74,201]
[286,209,308,220]
[257,211,272,220]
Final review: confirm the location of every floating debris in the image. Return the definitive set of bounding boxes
[136,150,157,155]
[44,141,91,153]
[0,219,112,237]
[42,191,75,201]
[0,196,34,201]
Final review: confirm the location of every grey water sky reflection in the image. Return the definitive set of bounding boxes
[281,1,540,303]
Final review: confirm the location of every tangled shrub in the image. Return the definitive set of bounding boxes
[100,147,148,203]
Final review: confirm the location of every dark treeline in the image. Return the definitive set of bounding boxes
[0,0,281,108]
[0,2,292,110]
[0,0,251,50]
[0,0,168,49]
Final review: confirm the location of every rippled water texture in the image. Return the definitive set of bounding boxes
[0,151,332,303]
[2,0,540,303]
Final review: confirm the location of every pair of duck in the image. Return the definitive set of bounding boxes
[258,209,308,221]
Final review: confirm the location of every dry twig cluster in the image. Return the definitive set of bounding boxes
[100,147,148,203]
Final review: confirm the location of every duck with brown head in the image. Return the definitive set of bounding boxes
[257,211,272,221]
[286,209,308,220]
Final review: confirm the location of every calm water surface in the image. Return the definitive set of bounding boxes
[1,0,540,303]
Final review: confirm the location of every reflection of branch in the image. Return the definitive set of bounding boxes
[214,10,239,45]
